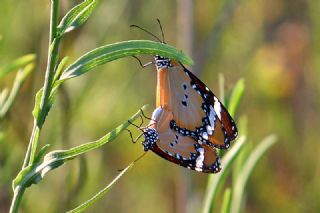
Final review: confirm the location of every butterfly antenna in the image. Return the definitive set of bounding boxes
[156,18,165,43]
[118,152,148,172]
[130,24,162,43]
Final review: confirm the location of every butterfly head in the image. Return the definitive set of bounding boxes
[142,127,159,151]
[154,55,172,69]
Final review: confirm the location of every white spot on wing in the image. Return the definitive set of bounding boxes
[209,106,216,128]
[213,97,222,120]
[202,132,208,140]
[195,167,203,172]
[206,125,213,135]
[196,148,205,170]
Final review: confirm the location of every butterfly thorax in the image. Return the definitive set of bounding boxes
[154,55,172,69]
[142,128,159,151]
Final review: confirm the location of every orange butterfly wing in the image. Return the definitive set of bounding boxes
[156,61,205,130]
[155,58,237,149]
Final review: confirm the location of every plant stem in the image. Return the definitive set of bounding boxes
[23,0,60,168]
[22,121,40,168]
[10,1,60,212]
[49,0,59,43]
[9,186,25,213]
[37,0,60,129]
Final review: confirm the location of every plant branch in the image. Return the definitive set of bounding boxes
[11,1,61,212]
[9,186,25,213]
[22,0,60,169]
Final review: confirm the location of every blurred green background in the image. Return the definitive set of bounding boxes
[0,0,319,212]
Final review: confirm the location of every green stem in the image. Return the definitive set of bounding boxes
[50,0,59,43]
[26,0,60,167]
[22,121,40,168]
[9,186,26,213]
[10,1,60,212]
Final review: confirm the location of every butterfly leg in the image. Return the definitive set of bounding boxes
[140,109,152,120]
[132,55,153,68]
[127,117,143,129]
[137,115,145,128]
[140,109,158,124]
[126,116,146,144]
[124,129,144,144]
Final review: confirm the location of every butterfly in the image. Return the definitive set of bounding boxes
[130,20,238,173]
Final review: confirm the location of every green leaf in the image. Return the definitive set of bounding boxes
[57,0,98,37]
[60,40,193,80]
[13,106,146,190]
[0,64,35,120]
[202,136,246,213]
[0,89,9,106]
[0,54,36,80]
[220,188,232,213]
[12,165,35,190]
[34,144,51,164]
[32,89,43,124]
[218,73,225,102]
[228,78,245,117]
[67,162,134,213]
[54,56,69,82]
[32,80,63,128]
[230,135,277,213]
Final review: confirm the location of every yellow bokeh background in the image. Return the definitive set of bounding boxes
[0,0,319,212]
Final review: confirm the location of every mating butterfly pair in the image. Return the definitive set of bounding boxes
[131,23,238,173]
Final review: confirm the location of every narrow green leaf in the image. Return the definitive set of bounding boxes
[67,162,134,213]
[230,135,277,213]
[0,64,34,120]
[0,89,9,106]
[12,165,34,190]
[60,40,193,80]
[31,89,42,124]
[227,79,245,117]
[0,54,36,80]
[57,0,98,36]
[220,188,232,213]
[34,144,51,164]
[218,73,225,102]
[202,136,246,213]
[54,56,69,82]
[13,106,146,190]
[46,105,147,160]
[32,80,63,127]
